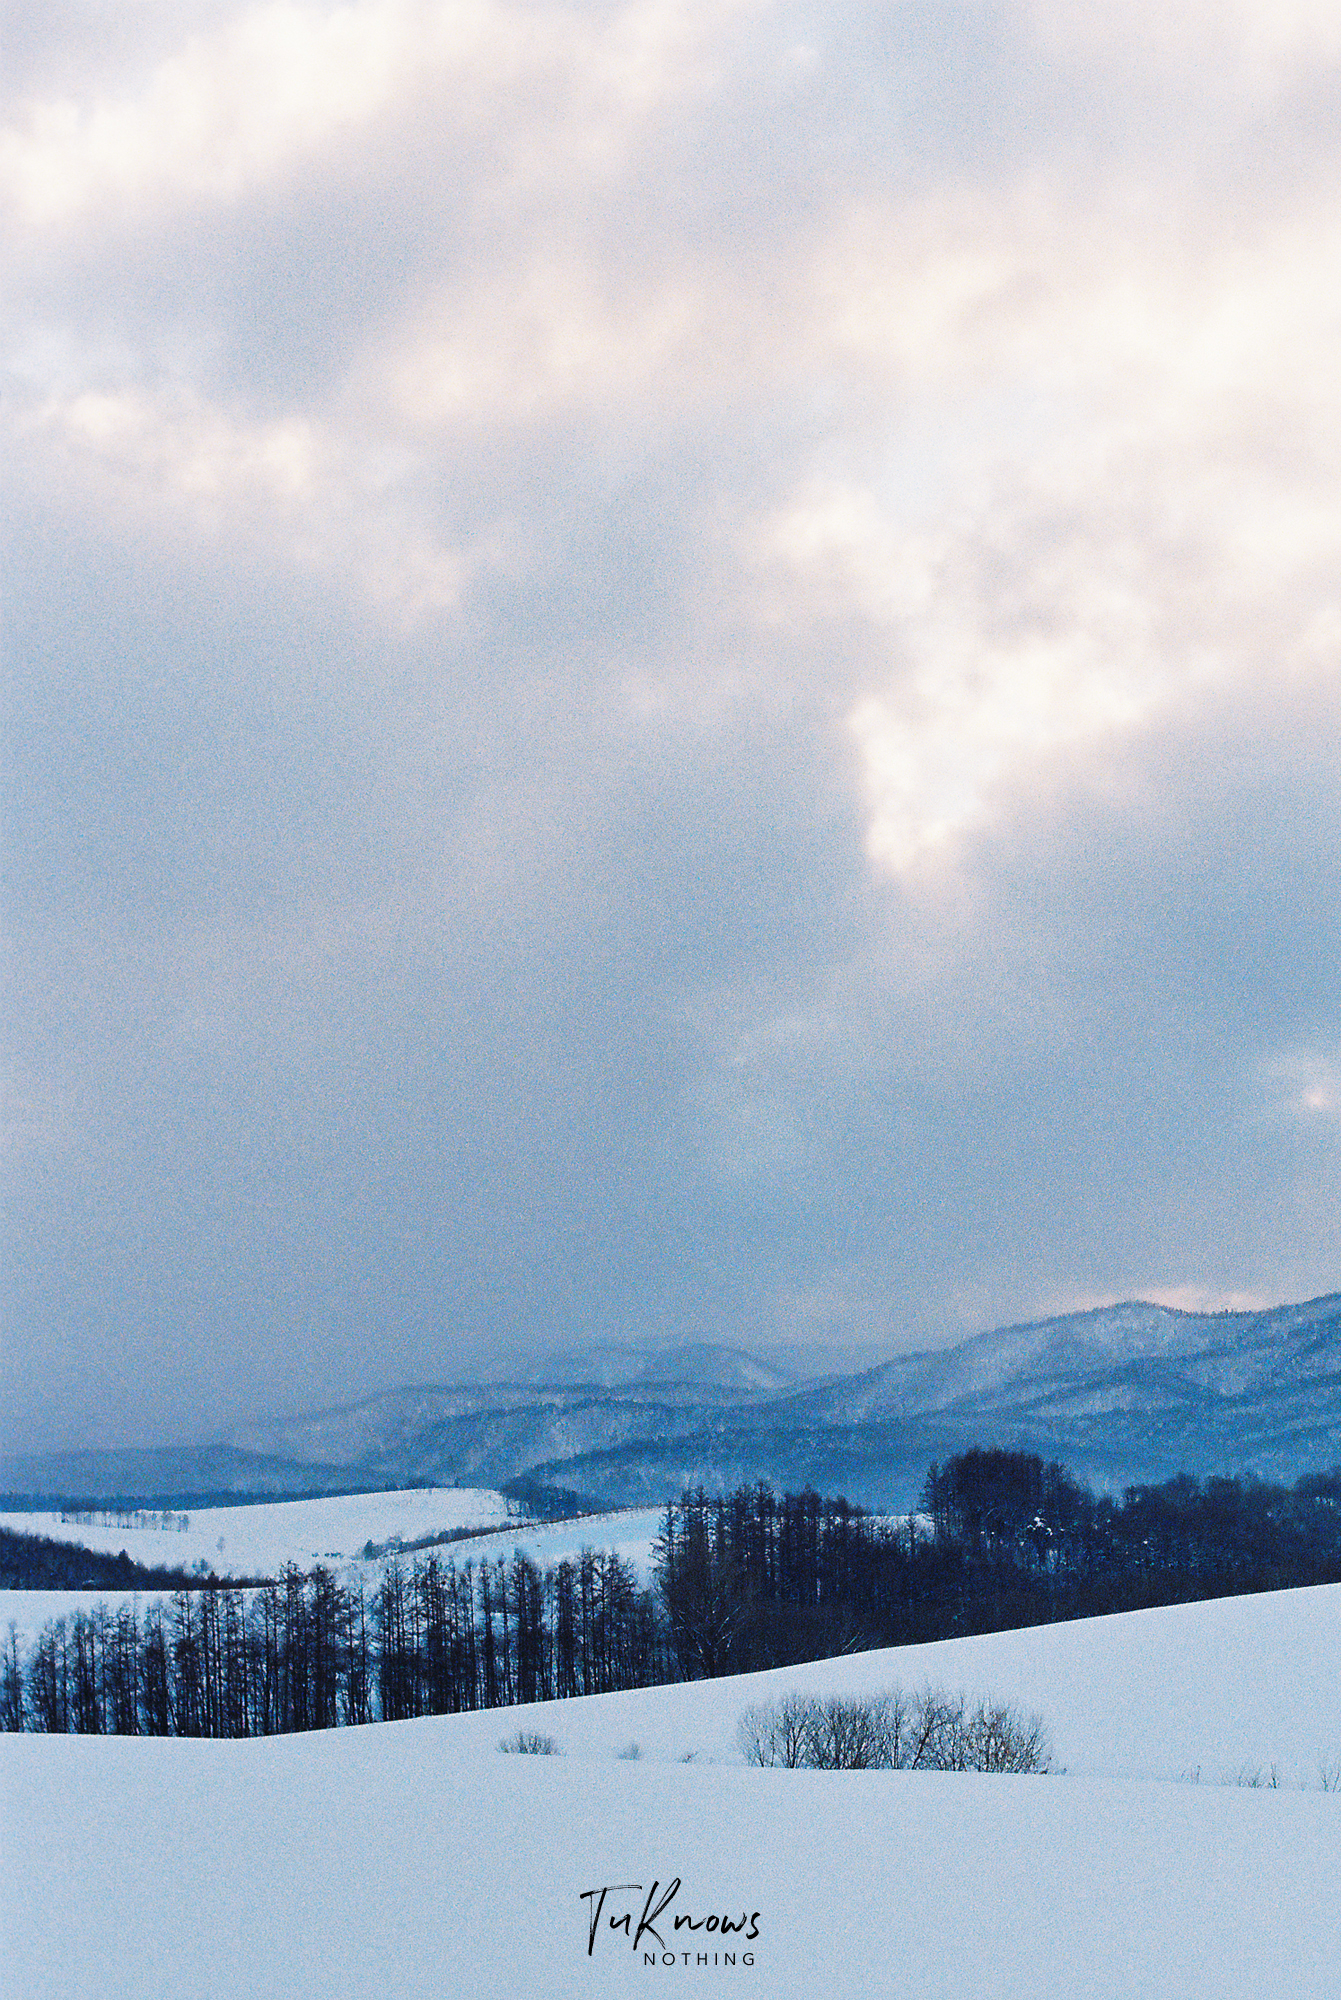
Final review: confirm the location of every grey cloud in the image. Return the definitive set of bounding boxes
[3,0,1338,1453]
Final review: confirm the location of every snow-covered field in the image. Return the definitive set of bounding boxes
[396,1580,1341,1785]
[0,1500,667,1657]
[0,1487,516,1579]
[454,1505,665,1580]
[3,1586,1339,1999]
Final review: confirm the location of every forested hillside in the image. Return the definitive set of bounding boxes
[6,1450,1341,1737]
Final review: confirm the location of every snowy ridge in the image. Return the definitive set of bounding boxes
[8,1296,1341,1508]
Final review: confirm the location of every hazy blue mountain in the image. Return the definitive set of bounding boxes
[11,1299,1340,1509]
[532,1294,1341,1507]
[0,1444,356,1504]
[510,1339,796,1397]
[225,1338,800,1484]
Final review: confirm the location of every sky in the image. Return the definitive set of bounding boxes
[3,0,1340,1456]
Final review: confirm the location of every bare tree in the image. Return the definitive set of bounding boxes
[803,1695,899,1770]
[737,1690,818,1767]
[1,1623,26,1732]
[737,1685,1051,1774]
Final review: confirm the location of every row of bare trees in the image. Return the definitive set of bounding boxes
[2,1546,669,1735]
[10,1453,1340,1734]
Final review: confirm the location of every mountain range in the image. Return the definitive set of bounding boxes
[5,1297,1340,1509]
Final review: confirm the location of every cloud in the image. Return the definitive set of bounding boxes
[1264,1052,1341,1126]
[5,0,1341,1451]
[0,0,753,232]
[15,380,477,617]
[1021,0,1341,82]
[736,190,1341,875]
[2,1,413,227]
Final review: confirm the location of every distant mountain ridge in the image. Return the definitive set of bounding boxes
[0,1443,355,1505]
[6,1299,1340,1507]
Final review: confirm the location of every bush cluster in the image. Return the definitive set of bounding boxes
[736,1687,1051,1773]
[498,1729,561,1754]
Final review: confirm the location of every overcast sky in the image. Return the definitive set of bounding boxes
[4,0,1340,1455]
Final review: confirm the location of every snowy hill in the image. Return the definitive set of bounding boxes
[9,1296,1341,1509]
[531,1291,1341,1504]
[4,1585,1340,1999]
[0,1486,517,1582]
[772,1292,1341,1493]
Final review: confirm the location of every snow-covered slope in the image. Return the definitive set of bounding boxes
[0,1487,514,1580]
[424,1582,1341,1786]
[10,1295,1341,1510]
[792,1293,1341,1429]
[4,1586,1340,2000]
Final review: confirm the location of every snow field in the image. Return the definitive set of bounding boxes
[4,1574,1339,1995]
[4,1722,1339,1999]
[451,1582,1341,1786]
[0,1486,516,1579]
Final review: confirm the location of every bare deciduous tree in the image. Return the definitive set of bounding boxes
[737,1686,1051,1774]
[738,1690,819,1767]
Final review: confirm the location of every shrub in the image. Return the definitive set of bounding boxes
[499,1729,561,1754]
[802,1694,905,1770]
[737,1690,818,1768]
[736,1686,1051,1774]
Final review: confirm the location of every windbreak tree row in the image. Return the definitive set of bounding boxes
[6,1452,1341,1734]
[1,1546,668,1737]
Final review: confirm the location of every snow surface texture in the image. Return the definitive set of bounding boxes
[378,1581,1341,1785]
[0,1487,515,1578]
[3,1588,1340,1999]
[465,1506,665,1581]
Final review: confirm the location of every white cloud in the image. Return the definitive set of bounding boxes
[56,386,318,502]
[741,191,1341,875]
[21,382,476,617]
[1,1,413,226]
[1019,0,1341,84]
[386,253,708,430]
[0,0,752,232]
[1265,1052,1341,1125]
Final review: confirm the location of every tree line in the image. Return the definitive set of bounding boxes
[0,1525,216,1593]
[655,1451,1341,1674]
[5,1449,1341,1734]
[0,1544,668,1736]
